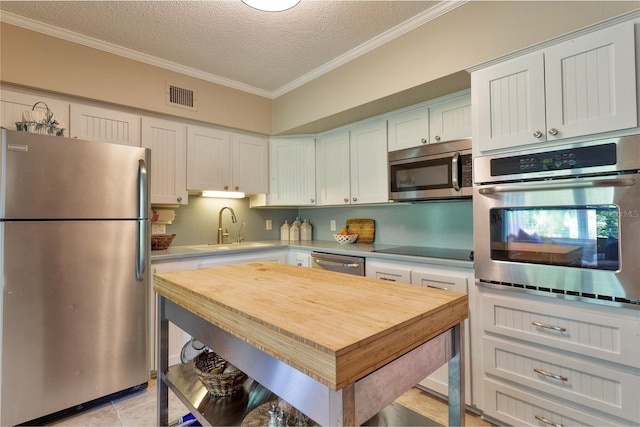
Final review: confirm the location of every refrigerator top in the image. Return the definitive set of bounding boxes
[1,129,151,220]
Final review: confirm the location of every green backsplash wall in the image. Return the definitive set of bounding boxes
[164,197,473,250]
[299,200,473,249]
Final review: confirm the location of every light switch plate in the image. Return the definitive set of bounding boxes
[330,220,336,231]
[152,223,166,234]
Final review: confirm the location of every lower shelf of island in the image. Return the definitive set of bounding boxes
[162,362,442,427]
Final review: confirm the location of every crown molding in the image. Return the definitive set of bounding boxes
[1,1,467,100]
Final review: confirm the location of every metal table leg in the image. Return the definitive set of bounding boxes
[157,295,169,427]
[448,322,465,426]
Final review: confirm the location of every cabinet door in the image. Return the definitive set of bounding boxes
[69,103,141,146]
[316,131,351,205]
[367,265,411,283]
[141,117,187,205]
[545,21,637,141]
[387,105,429,151]
[232,133,268,194]
[473,52,546,153]
[186,125,231,191]
[350,120,389,204]
[429,92,471,143]
[267,138,316,206]
[288,249,312,267]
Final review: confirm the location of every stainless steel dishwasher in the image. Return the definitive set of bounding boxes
[311,252,365,276]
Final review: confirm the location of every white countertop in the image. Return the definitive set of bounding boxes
[151,240,474,269]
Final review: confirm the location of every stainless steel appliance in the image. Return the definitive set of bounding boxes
[311,252,365,276]
[0,129,151,425]
[474,134,640,308]
[388,138,472,201]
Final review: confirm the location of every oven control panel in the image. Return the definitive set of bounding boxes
[490,143,617,176]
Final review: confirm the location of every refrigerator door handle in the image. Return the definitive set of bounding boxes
[136,159,148,281]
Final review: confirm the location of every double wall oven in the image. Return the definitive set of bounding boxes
[474,135,640,308]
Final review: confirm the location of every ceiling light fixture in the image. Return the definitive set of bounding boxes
[201,191,246,199]
[241,0,300,12]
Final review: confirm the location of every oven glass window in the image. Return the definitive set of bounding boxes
[489,206,619,270]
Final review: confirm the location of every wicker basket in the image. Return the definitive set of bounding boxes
[193,351,248,397]
[15,102,66,137]
[151,234,176,250]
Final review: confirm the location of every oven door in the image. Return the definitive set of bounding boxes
[389,151,472,201]
[473,173,640,306]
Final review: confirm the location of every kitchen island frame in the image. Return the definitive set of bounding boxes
[154,262,466,426]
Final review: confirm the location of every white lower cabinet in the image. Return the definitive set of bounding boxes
[366,259,475,406]
[288,249,312,267]
[479,288,640,426]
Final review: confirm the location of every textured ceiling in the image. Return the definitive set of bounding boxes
[0,1,455,98]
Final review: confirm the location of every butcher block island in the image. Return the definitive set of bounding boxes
[154,262,468,426]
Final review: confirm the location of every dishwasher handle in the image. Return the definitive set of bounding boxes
[314,259,362,269]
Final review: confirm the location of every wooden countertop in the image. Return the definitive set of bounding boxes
[153,262,468,390]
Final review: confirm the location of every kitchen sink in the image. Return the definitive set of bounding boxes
[188,242,276,251]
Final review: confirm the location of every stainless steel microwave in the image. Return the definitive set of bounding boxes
[388,138,472,201]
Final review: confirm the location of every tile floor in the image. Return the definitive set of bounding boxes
[47,379,492,427]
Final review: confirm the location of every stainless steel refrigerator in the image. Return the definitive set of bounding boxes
[0,129,151,426]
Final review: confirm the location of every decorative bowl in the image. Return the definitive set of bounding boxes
[334,233,358,244]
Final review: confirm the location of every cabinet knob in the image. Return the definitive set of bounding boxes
[434,135,441,142]
[344,198,349,203]
[177,197,182,202]
[310,199,315,203]
[234,186,239,191]
[533,131,543,138]
[548,128,559,136]
[352,197,357,202]
[224,185,229,190]
[421,138,427,144]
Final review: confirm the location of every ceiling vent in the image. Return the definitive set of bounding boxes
[166,82,197,111]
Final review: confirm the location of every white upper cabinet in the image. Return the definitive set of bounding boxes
[231,133,268,195]
[349,120,389,204]
[186,125,268,195]
[473,21,637,153]
[141,117,187,205]
[316,131,351,205]
[69,103,141,146]
[387,105,429,151]
[429,91,472,144]
[251,137,316,206]
[316,120,388,206]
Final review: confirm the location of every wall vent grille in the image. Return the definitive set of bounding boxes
[166,82,197,110]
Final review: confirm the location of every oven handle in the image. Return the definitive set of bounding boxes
[478,177,635,194]
[451,152,460,191]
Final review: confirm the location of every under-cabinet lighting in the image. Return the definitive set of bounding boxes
[242,0,300,12]
[201,191,246,199]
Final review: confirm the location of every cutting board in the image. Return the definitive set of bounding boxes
[346,218,375,243]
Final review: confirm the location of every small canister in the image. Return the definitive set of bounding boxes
[280,220,290,241]
[300,219,312,241]
[290,221,300,241]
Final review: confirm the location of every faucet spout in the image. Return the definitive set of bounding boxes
[217,206,238,244]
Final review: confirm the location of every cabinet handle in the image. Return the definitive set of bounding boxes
[533,368,568,382]
[421,138,427,144]
[533,131,543,138]
[177,197,182,202]
[224,185,229,190]
[344,198,349,203]
[548,128,559,136]
[234,186,239,191]
[532,321,566,332]
[352,197,357,202]
[434,135,441,141]
[379,277,397,281]
[310,199,315,203]
[534,415,563,427]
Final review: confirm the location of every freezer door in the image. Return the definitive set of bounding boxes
[1,220,150,426]
[2,129,150,220]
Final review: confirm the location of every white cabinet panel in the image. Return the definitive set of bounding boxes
[350,120,388,204]
[387,105,429,151]
[429,92,472,144]
[316,131,351,205]
[231,133,268,194]
[142,117,187,205]
[186,125,231,192]
[288,249,311,268]
[70,103,141,146]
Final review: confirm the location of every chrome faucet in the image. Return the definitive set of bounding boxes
[217,206,238,244]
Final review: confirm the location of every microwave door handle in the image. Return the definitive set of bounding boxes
[451,152,460,191]
[478,177,636,194]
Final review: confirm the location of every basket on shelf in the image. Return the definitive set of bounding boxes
[193,351,248,397]
[15,102,66,137]
[151,234,176,250]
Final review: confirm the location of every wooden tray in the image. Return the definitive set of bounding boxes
[346,218,375,243]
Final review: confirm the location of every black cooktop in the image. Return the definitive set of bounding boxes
[373,246,474,261]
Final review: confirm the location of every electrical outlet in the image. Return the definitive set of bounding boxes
[152,223,166,234]
[330,220,336,231]
[266,219,272,230]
